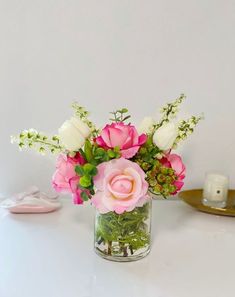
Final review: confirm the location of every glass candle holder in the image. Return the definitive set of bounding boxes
[202,173,229,208]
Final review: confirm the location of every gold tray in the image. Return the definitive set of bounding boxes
[178,189,235,217]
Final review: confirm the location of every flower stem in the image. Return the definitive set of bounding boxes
[130,245,134,255]
[34,139,63,150]
[123,246,128,257]
[107,241,112,255]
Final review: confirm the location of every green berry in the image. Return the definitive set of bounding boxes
[157,174,165,183]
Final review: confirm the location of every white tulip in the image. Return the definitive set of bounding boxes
[153,122,178,151]
[58,117,90,151]
[138,117,155,134]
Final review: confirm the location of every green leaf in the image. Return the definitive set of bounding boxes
[90,159,99,166]
[52,135,59,141]
[121,108,128,113]
[84,140,93,162]
[90,189,95,195]
[81,191,89,201]
[79,175,92,187]
[107,149,116,158]
[139,147,147,154]
[39,147,45,153]
[113,146,120,153]
[83,163,98,176]
[122,115,131,121]
[75,165,84,176]
[102,153,109,162]
[94,155,103,160]
[78,149,87,160]
[96,147,105,156]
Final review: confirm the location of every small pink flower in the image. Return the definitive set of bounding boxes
[52,153,86,204]
[91,158,149,214]
[95,122,147,159]
[161,154,186,194]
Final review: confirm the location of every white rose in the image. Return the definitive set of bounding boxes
[153,122,178,151]
[138,117,155,134]
[58,117,90,151]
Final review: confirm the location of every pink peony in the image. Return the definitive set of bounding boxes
[161,154,186,194]
[52,153,86,204]
[91,158,149,214]
[95,122,147,159]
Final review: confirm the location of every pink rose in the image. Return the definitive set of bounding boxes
[95,122,147,159]
[52,153,86,204]
[91,158,149,214]
[161,154,186,194]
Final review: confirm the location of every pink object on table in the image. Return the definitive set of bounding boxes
[0,186,61,214]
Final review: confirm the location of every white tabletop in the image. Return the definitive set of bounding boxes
[0,199,234,297]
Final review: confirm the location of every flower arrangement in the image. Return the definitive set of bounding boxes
[12,94,202,261]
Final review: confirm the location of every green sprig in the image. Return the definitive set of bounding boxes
[74,140,121,199]
[173,114,204,148]
[95,202,151,256]
[11,129,64,154]
[72,102,99,137]
[109,108,131,123]
[154,94,186,130]
[83,140,121,166]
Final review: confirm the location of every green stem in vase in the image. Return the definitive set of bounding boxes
[108,241,112,255]
[95,202,151,257]
[129,245,134,255]
[123,246,128,257]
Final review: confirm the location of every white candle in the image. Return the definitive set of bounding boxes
[202,173,229,208]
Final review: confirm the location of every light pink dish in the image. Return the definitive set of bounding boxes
[0,186,61,214]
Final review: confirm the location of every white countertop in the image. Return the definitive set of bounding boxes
[0,199,234,297]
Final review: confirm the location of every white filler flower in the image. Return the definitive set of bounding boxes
[59,117,90,151]
[138,117,155,134]
[153,122,178,151]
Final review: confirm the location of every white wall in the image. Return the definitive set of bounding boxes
[1,0,235,197]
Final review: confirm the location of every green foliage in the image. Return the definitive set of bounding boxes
[95,202,151,256]
[75,140,121,198]
[84,140,93,162]
[107,149,116,158]
[94,147,107,161]
[81,191,89,201]
[79,175,92,187]
[82,140,121,166]
[83,163,98,176]
[133,135,161,164]
[109,108,131,123]
[75,165,84,176]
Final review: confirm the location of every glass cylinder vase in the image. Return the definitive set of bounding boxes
[94,199,152,262]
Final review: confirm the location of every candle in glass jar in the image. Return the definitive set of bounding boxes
[202,173,229,208]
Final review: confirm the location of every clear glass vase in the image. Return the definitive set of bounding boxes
[94,199,152,262]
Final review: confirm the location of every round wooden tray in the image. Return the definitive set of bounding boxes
[178,189,235,216]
